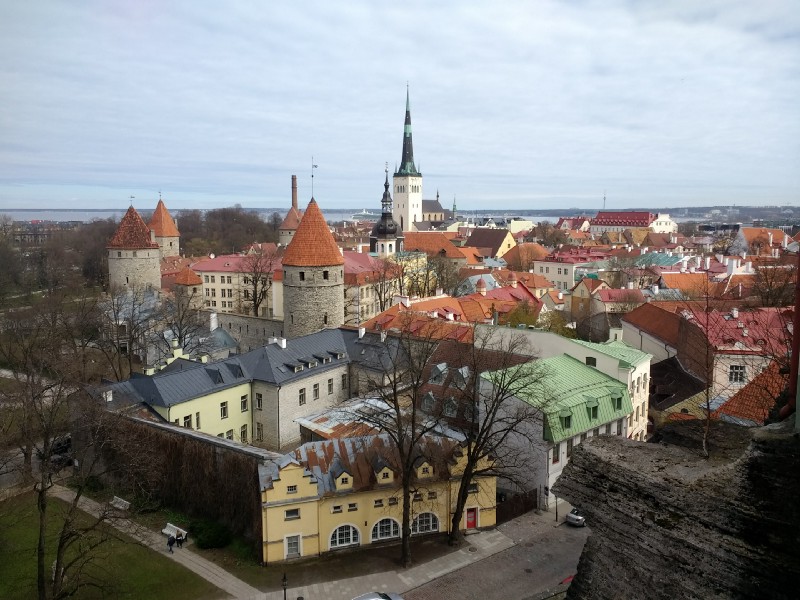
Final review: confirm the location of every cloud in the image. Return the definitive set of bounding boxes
[0,0,798,210]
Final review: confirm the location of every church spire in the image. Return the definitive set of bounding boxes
[396,85,420,176]
[381,163,392,214]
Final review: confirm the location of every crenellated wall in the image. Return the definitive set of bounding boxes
[553,420,799,600]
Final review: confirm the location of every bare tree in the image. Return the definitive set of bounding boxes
[152,285,209,361]
[238,245,278,317]
[752,262,796,307]
[348,319,446,566]
[369,257,402,313]
[429,329,544,545]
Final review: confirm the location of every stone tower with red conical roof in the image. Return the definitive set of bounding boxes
[148,199,181,258]
[282,198,344,338]
[107,206,162,290]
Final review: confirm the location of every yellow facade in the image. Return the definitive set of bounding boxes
[153,383,254,442]
[260,450,496,564]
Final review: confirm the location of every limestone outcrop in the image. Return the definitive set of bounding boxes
[553,420,799,600]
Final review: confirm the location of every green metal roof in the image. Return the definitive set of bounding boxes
[487,354,633,443]
[571,339,652,370]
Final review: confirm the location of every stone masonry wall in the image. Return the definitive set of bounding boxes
[217,313,284,352]
[283,264,344,339]
[107,249,161,290]
[553,420,800,600]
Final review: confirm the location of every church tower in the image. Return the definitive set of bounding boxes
[107,206,162,290]
[148,198,180,258]
[392,87,422,232]
[370,166,403,257]
[282,199,345,339]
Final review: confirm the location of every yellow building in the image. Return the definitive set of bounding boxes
[260,435,496,564]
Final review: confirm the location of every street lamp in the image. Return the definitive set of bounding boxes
[282,572,288,600]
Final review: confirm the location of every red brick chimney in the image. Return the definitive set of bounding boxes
[291,175,298,210]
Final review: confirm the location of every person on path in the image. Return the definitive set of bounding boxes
[167,534,176,554]
[176,532,184,549]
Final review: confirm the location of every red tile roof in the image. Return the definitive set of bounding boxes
[192,254,250,273]
[148,200,180,237]
[282,199,344,267]
[621,303,682,347]
[107,206,159,250]
[174,266,202,286]
[596,288,646,303]
[503,243,549,266]
[712,360,786,426]
[591,211,655,228]
[279,206,303,230]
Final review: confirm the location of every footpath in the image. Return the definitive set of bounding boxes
[53,484,575,600]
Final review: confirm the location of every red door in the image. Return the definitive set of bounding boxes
[466,508,477,529]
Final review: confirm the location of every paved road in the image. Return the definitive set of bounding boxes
[404,517,589,600]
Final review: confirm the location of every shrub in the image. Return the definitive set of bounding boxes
[189,518,231,549]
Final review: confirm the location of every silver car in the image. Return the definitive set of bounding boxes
[565,507,586,527]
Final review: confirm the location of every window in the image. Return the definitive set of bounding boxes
[729,364,746,383]
[580,433,587,442]
[285,508,300,521]
[226,429,234,440]
[381,471,390,480]
[286,535,300,558]
[299,388,306,406]
[593,428,599,437]
[411,513,439,534]
[341,373,348,391]
[388,497,398,506]
[588,405,598,420]
[256,393,263,410]
[347,503,357,512]
[331,505,342,514]
[422,392,435,412]
[562,414,572,429]
[421,466,430,475]
[585,356,596,367]
[240,425,247,443]
[256,422,263,441]
[427,491,437,500]
[567,438,574,457]
[299,271,305,281]
[210,276,215,283]
[374,499,384,508]
[330,525,360,548]
[241,395,248,412]
[323,270,329,280]
[413,492,422,502]
[371,518,400,541]
[340,476,349,485]
[617,419,624,435]
[605,423,611,435]
[552,442,560,464]
[287,485,297,494]
[313,383,319,400]
[220,402,228,419]
[613,394,622,411]
[444,398,457,417]
[183,415,192,428]
[227,276,232,284]
[196,412,201,429]
[635,406,640,422]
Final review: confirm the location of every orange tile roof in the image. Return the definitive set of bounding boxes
[403,232,464,259]
[712,360,786,425]
[503,243,549,266]
[282,199,344,267]
[279,206,303,230]
[107,206,159,250]
[659,272,710,295]
[621,302,682,347]
[148,199,180,237]
[458,246,484,265]
[174,266,202,286]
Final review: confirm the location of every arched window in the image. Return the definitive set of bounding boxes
[411,512,439,535]
[388,243,393,253]
[330,524,360,548]
[371,518,400,541]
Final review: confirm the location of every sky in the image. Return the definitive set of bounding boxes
[1,1,798,212]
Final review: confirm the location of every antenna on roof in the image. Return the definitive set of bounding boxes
[311,157,318,199]
[603,190,606,210]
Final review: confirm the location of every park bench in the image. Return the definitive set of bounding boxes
[109,496,130,511]
[162,523,188,541]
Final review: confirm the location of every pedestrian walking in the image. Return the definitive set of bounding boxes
[176,532,184,549]
[167,534,176,554]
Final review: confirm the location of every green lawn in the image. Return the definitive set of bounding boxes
[0,493,225,600]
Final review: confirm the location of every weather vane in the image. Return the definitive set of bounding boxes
[311,157,318,198]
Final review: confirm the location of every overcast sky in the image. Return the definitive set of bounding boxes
[1,1,798,212]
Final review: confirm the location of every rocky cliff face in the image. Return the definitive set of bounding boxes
[552,419,799,600]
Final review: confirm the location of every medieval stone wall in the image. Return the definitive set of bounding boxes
[216,313,284,352]
[283,264,344,338]
[107,249,161,290]
[553,420,799,600]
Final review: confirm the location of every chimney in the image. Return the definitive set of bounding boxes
[628,282,634,289]
[446,312,454,321]
[746,261,752,273]
[358,326,365,339]
[267,336,277,344]
[652,284,659,294]
[435,287,444,296]
[731,307,739,318]
[291,175,298,210]
[705,256,711,270]
[380,331,387,342]
[768,231,773,247]
[727,259,736,275]
[278,337,287,349]
[557,292,563,300]
[103,390,113,402]
[209,312,218,331]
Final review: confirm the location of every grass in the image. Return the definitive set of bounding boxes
[0,492,224,600]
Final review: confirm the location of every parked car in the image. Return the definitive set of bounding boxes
[352,594,404,600]
[565,507,586,527]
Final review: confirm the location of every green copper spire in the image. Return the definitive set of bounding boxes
[395,85,420,177]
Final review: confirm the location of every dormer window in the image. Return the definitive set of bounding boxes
[559,409,572,429]
[444,398,458,417]
[430,363,447,384]
[422,392,435,412]
[586,399,599,420]
[612,393,623,411]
